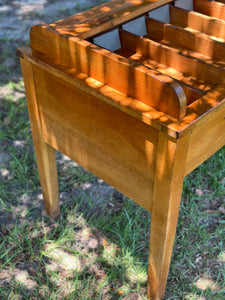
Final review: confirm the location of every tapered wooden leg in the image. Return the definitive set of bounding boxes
[147,132,191,299]
[20,58,60,218]
[33,141,59,218]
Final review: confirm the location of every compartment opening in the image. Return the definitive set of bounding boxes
[93,28,121,52]
[174,0,193,11]
[89,1,225,115]
[148,4,171,23]
[121,16,147,36]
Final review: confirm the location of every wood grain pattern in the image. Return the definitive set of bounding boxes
[118,28,224,94]
[50,0,174,39]
[168,83,225,139]
[185,97,225,175]
[146,17,225,62]
[18,45,225,140]
[20,58,60,218]
[148,131,191,299]
[33,64,159,212]
[170,5,225,40]
[30,24,186,120]
[194,0,225,21]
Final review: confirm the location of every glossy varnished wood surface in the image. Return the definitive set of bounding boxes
[148,131,191,299]
[146,16,225,62]
[20,58,60,218]
[50,0,174,38]
[194,0,225,21]
[18,45,225,141]
[117,28,223,95]
[29,0,225,123]
[170,5,225,40]
[30,24,186,120]
[33,64,158,212]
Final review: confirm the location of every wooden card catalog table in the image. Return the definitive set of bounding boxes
[18,0,225,298]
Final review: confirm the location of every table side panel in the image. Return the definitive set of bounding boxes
[33,65,159,212]
[185,102,225,175]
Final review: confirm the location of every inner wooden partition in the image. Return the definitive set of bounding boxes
[87,0,225,174]
[170,5,225,40]
[116,28,220,98]
[89,3,225,115]
[193,0,225,21]
[145,16,225,62]
[30,0,225,122]
[175,0,225,20]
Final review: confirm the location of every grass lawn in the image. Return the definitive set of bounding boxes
[0,80,224,299]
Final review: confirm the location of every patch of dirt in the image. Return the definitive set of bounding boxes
[0,0,107,84]
[0,0,104,42]
[0,0,119,227]
[72,182,124,218]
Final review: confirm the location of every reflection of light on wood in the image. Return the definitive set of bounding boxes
[75,26,90,33]
[127,0,143,4]
[100,6,111,12]
[85,77,103,88]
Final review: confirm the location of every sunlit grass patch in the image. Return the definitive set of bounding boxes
[102,241,118,265]
[219,251,225,263]
[185,294,206,300]
[195,277,221,291]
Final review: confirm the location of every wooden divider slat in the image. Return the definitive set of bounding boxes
[118,28,225,91]
[30,1,225,121]
[194,0,225,21]
[170,5,225,40]
[30,24,186,120]
[146,17,225,62]
[116,30,208,103]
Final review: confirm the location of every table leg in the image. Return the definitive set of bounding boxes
[147,132,191,299]
[20,59,60,218]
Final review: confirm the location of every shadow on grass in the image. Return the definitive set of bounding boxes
[0,184,150,299]
[0,82,224,299]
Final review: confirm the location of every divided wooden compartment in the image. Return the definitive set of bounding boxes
[88,0,225,120]
[18,1,225,299]
[29,0,225,123]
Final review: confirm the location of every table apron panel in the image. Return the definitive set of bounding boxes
[185,103,225,175]
[33,65,159,212]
